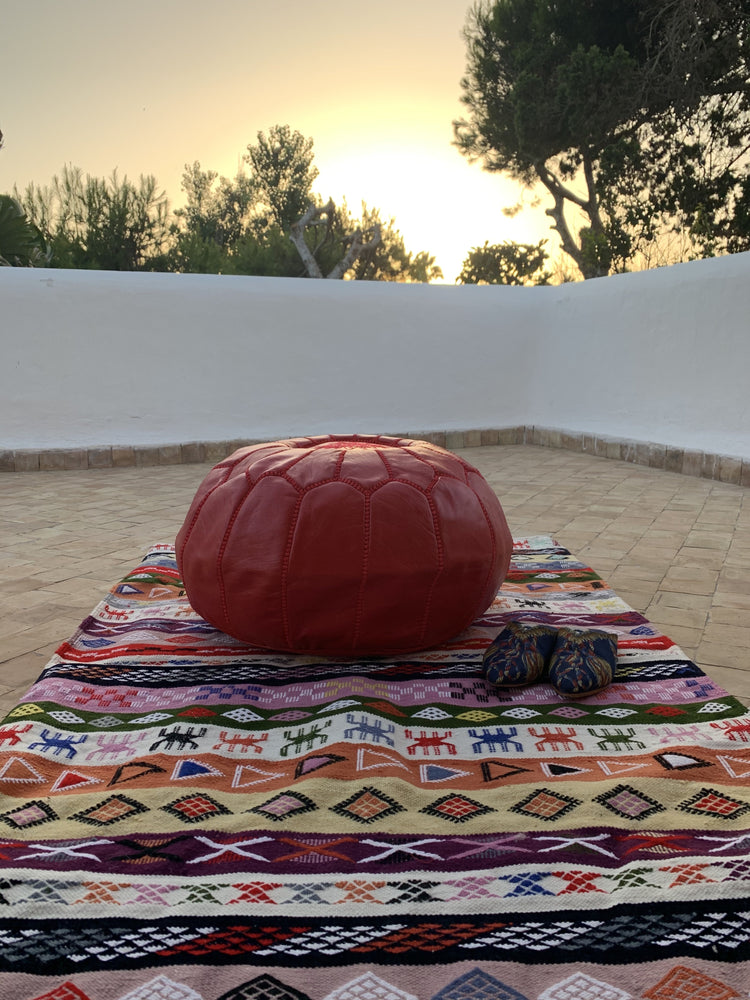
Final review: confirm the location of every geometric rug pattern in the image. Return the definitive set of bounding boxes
[1,537,749,998]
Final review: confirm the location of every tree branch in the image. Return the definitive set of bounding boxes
[582,154,604,229]
[534,162,585,273]
[288,201,329,278]
[326,223,381,279]
[536,160,590,212]
[289,200,383,279]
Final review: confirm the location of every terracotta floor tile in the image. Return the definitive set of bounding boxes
[709,606,750,628]
[701,622,750,648]
[712,590,750,611]
[649,591,713,613]
[684,530,734,551]
[609,564,666,583]
[645,604,709,631]
[659,567,720,596]
[672,548,728,571]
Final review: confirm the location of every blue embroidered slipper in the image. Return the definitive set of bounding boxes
[548,627,618,698]
[482,621,559,688]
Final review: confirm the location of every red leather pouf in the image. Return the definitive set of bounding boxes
[176,434,513,656]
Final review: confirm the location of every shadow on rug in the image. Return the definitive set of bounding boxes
[0,537,748,1000]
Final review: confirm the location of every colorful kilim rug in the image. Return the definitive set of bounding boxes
[1,537,749,1000]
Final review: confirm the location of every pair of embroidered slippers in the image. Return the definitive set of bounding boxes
[482,621,618,698]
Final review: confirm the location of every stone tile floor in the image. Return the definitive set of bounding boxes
[0,444,748,718]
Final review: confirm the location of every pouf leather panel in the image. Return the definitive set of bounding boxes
[176,434,513,655]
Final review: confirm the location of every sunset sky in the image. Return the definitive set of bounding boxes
[1,0,554,281]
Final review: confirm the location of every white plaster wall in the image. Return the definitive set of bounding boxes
[531,252,750,458]
[0,269,536,450]
[1,251,749,458]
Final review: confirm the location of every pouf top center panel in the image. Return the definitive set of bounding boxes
[313,441,386,451]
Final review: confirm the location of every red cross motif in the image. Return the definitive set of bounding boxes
[528,726,584,752]
[273,837,358,864]
[213,730,269,754]
[711,719,750,742]
[617,832,692,857]
[0,723,33,746]
[405,730,457,756]
[100,604,131,620]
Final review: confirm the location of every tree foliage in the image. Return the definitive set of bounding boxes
[0,129,49,267]
[174,161,254,248]
[454,0,750,277]
[244,125,318,232]
[0,195,49,267]
[457,239,550,284]
[18,166,170,270]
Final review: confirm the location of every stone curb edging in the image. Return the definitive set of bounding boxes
[2,426,749,487]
